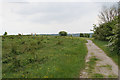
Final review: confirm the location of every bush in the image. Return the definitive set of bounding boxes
[11,47,17,55]
[84,34,90,38]
[18,33,22,36]
[4,32,7,36]
[37,41,41,45]
[12,58,22,72]
[80,33,84,37]
[21,41,25,44]
[108,23,120,54]
[59,31,67,36]
[92,5,119,54]
[56,41,63,45]
[92,22,114,41]
[87,34,90,38]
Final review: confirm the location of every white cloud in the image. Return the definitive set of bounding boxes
[0,2,117,35]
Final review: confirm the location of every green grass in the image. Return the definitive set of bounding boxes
[87,56,104,78]
[92,39,119,67]
[108,75,117,78]
[2,35,87,78]
[99,64,112,70]
[92,73,104,78]
[87,56,99,75]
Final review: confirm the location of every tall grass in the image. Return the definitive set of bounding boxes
[2,35,87,78]
[92,39,119,67]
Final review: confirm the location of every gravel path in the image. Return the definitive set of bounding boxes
[80,40,118,78]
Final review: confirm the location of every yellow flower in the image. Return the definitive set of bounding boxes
[44,76,48,78]
[22,75,24,77]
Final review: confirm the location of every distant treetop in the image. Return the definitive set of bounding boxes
[4,32,7,36]
[59,31,67,36]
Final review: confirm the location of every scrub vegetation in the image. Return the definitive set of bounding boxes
[2,35,87,78]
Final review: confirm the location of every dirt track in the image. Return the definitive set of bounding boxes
[80,40,118,78]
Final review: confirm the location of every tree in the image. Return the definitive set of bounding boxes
[59,31,67,36]
[84,33,90,38]
[92,5,118,41]
[98,5,118,24]
[87,34,90,38]
[107,16,120,54]
[18,33,22,36]
[80,33,84,37]
[93,21,115,41]
[4,32,7,36]
[92,3,120,54]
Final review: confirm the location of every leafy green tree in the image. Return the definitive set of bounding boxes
[92,4,119,54]
[84,34,90,38]
[80,33,84,37]
[107,16,120,54]
[59,31,67,36]
[4,32,7,36]
[93,22,114,41]
[18,33,22,36]
[92,4,118,41]
[87,34,90,38]
[84,34,87,37]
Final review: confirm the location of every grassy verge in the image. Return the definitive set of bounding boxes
[92,39,119,67]
[2,35,87,78]
[87,56,102,78]
[91,73,104,78]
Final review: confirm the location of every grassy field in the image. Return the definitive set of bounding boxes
[2,35,87,78]
[92,39,119,67]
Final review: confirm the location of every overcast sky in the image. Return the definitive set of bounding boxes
[0,0,118,35]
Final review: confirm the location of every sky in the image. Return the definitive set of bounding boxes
[0,0,118,35]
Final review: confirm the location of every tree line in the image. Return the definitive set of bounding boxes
[3,31,90,38]
[59,31,90,38]
[92,3,120,55]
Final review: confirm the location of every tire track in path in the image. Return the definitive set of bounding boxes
[80,40,118,78]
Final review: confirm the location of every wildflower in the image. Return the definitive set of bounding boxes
[43,76,48,78]
[22,75,24,77]
[40,67,42,69]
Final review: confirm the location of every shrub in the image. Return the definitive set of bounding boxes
[28,58,36,63]
[4,32,7,36]
[56,41,63,45]
[107,23,120,54]
[59,31,67,36]
[12,58,22,72]
[84,34,90,38]
[9,36,14,39]
[92,5,119,54]
[80,33,84,37]
[92,23,113,41]
[11,47,17,55]
[21,41,25,44]
[87,34,90,38]
[37,41,41,45]
[84,34,86,37]
[18,33,22,36]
